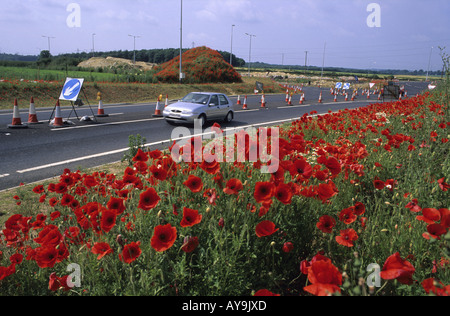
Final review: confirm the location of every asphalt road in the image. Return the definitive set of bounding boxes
[0,81,430,192]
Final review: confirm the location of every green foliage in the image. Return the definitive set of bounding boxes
[121,134,147,165]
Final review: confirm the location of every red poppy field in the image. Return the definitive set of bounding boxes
[0,88,449,296]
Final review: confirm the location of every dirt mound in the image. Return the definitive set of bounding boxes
[154,46,242,84]
[78,57,156,71]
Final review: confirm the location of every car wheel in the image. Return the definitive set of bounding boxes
[224,111,233,123]
[165,119,176,126]
[198,115,207,127]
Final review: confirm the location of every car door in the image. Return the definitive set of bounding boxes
[218,94,232,118]
[206,94,220,120]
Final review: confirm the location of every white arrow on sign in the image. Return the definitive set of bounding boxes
[64,82,81,96]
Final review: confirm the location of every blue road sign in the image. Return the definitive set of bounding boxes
[59,78,84,102]
[335,82,343,89]
[343,83,351,90]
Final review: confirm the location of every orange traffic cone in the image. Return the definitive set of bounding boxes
[261,94,267,108]
[165,95,169,108]
[8,99,28,129]
[237,95,241,105]
[334,94,337,102]
[318,92,322,103]
[242,95,248,110]
[299,93,304,105]
[285,90,289,102]
[153,96,164,117]
[50,100,64,128]
[288,94,292,105]
[95,99,109,117]
[28,97,41,124]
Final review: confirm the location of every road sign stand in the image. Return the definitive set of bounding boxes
[50,78,98,124]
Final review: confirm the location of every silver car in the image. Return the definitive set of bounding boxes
[163,92,234,126]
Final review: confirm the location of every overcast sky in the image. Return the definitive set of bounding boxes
[1,0,449,71]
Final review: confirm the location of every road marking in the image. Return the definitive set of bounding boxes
[0,174,10,178]
[51,117,164,131]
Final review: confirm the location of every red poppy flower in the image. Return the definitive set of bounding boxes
[373,179,386,190]
[181,236,199,253]
[138,187,161,211]
[339,207,357,225]
[274,183,293,205]
[317,215,336,234]
[254,182,276,203]
[422,278,450,296]
[33,185,45,194]
[107,197,126,215]
[35,246,58,268]
[91,242,113,260]
[101,209,117,233]
[335,229,358,247]
[282,242,294,253]
[180,208,203,228]
[255,220,279,237]
[354,202,366,216]
[290,158,313,179]
[132,148,149,162]
[427,224,447,239]
[380,252,415,285]
[149,165,168,181]
[223,178,243,195]
[254,289,280,296]
[317,182,338,201]
[324,157,342,176]
[304,260,342,296]
[200,160,221,175]
[119,241,142,264]
[438,178,450,192]
[183,175,203,193]
[406,199,422,213]
[151,223,177,252]
[49,273,72,292]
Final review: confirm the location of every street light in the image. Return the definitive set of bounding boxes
[179,0,183,83]
[92,33,96,58]
[230,25,236,64]
[426,47,433,82]
[42,36,55,54]
[245,33,256,77]
[128,34,141,64]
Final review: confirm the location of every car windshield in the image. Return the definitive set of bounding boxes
[181,93,210,105]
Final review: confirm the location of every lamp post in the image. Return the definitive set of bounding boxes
[128,34,141,64]
[42,36,55,54]
[92,33,96,58]
[230,24,235,66]
[426,47,433,82]
[245,33,256,77]
[179,0,184,83]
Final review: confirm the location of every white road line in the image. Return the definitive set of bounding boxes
[51,117,164,131]
[16,148,129,174]
[0,174,10,178]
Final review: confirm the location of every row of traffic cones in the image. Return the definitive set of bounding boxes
[7,97,42,129]
[153,95,169,117]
